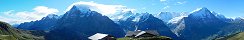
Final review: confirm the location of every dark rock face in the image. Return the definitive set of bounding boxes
[45,5,125,40]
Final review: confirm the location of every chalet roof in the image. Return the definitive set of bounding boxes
[125,30,159,37]
[135,31,146,37]
[144,30,160,36]
[88,33,108,40]
[125,31,141,36]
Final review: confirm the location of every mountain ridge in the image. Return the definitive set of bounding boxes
[14,6,244,40]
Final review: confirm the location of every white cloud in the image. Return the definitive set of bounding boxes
[177,1,187,5]
[33,6,59,15]
[163,6,170,9]
[0,6,59,24]
[160,0,167,2]
[65,1,135,16]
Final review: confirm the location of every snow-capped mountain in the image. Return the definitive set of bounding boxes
[155,12,189,23]
[15,4,244,40]
[212,11,233,22]
[116,12,180,40]
[233,17,244,22]
[46,14,60,19]
[17,14,60,30]
[187,7,231,22]
[156,12,174,23]
[166,8,231,35]
[177,7,229,40]
[160,7,244,40]
[136,13,180,40]
[116,12,139,31]
[45,5,125,40]
[156,12,189,37]
[167,16,187,36]
[110,11,135,21]
[189,7,217,19]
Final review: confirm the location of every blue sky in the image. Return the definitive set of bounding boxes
[0,0,243,24]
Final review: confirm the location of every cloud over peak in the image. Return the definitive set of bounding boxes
[33,6,59,15]
[0,6,59,24]
[65,1,135,16]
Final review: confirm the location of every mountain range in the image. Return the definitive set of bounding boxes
[15,4,244,40]
[44,5,125,40]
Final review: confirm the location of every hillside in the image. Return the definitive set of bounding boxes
[227,32,244,40]
[216,32,244,40]
[0,21,43,40]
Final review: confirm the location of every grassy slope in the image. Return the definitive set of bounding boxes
[216,32,244,40]
[226,32,244,40]
[0,21,44,40]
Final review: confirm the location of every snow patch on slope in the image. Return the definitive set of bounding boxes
[156,12,189,23]
[168,16,187,24]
